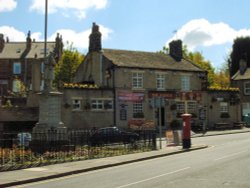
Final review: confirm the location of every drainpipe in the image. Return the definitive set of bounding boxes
[100,51,103,86]
[112,65,116,126]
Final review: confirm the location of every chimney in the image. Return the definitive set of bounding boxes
[26,30,32,49]
[169,40,183,62]
[0,34,5,53]
[89,22,102,53]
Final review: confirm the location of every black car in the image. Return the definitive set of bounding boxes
[88,127,139,146]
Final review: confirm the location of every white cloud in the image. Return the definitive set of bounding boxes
[0,26,26,41]
[167,18,250,50]
[48,25,113,50]
[0,0,17,12]
[0,25,113,52]
[29,0,108,20]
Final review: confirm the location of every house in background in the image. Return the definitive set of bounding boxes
[0,31,63,137]
[0,31,63,105]
[231,58,250,119]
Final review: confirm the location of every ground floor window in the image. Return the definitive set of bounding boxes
[91,99,113,111]
[133,102,144,118]
[220,102,228,113]
[72,99,81,110]
[242,103,250,116]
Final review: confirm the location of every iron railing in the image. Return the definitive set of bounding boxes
[0,129,156,171]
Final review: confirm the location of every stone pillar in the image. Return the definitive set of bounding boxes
[32,53,67,153]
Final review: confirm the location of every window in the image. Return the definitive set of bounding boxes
[242,103,250,116]
[181,75,190,91]
[176,101,185,113]
[132,72,143,89]
[13,62,21,74]
[91,99,113,110]
[91,100,103,110]
[220,102,228,113]
[156,74,165,90]
[72,99,81,110]
[133,102,144,118]
[187,101,197,112]
[244,82,250,95]
[104,100,113,110]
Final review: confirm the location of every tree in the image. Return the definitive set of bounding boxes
[228,37,250,77]
[184,51,216,86]
[54,44,84,87]
[159,44,231,88]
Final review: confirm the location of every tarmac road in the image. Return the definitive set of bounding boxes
[12,132,250,188]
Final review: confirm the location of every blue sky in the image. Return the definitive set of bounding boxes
[1,0,250,69]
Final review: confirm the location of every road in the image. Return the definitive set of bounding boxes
[15,132,250,188]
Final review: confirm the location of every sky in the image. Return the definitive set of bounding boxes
[1,0,250,69]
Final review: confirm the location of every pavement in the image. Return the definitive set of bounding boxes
[1,127,250,188]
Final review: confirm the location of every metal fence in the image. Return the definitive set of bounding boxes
[0,129,156,172]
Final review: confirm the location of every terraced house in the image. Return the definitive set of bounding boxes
[0,31,63,135]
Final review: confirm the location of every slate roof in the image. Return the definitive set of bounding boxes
[0,42,56,59]
[26,42,55,59]
[102,49,205,72]
[231,68,250,80]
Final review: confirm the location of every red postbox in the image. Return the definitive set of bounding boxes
[181,114,192,149]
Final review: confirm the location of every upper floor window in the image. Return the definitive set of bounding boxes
[181,75,190,91]
[244,82,250,95]
[13,62,21,74]
[156,74,165,90]
[132,72,143,89]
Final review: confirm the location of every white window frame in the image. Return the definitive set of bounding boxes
[220,102,228,113]
[133,102,144,118]
[72,99,82,111]
[13,62,21,74]
[156,73,165,90]
[132,72,143,89]
[176,101,185,113]
[181,75,190,91]
[91,99,113,111]
[187,101,197,113]
[244,82,250,95]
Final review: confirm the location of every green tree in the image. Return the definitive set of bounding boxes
[55,44,84,87]
[159,44,231,88]
[228,37,250,77]
[185,51,216,86]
